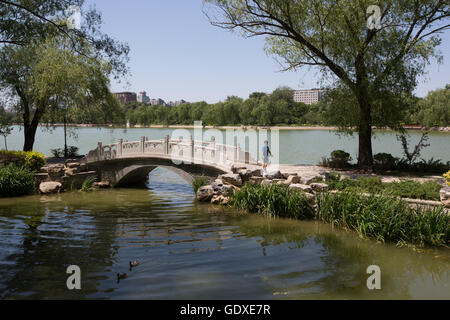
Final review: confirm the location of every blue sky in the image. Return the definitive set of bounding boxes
[85,0,450,104]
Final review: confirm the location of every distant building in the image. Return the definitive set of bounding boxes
[150,98,166,106]
[293,89,326,105]
[168,100,187,107]
[113,92,137,104]
[137,91,150,104]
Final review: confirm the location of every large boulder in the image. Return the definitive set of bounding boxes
[289,184,313,193]
[221,174,243,187]
[310,183,329,192]
[41,164,65,182]
[66,162,81,169]
[285,175,300,185]
[197,185,215,202]
[238,169,252,183]
[301,176,319,185]
[39,182,63,195]
[264,170,284,180]
[211,179,233,196]
[211,195,230,205]
[250,169,263,177]
[231,165,247,174]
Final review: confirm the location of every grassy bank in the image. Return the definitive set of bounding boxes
[230,184,449,247]
[326,174,442,201]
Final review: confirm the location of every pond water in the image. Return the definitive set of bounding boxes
[4,126,450,165]
[0,168,449,300]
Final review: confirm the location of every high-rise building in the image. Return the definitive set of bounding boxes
[150,98,166,106]
[293,89,326,105]
[113,92,137,104]
[137,91,150,104]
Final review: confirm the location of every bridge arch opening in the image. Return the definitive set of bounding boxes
[114,165,197,188]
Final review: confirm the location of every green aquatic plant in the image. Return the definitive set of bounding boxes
[80,177,96,193]
[230,183,315,220]
[316,192,449,247]
[192,177,210,193]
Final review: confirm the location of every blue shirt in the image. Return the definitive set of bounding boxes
[262,145,270,158]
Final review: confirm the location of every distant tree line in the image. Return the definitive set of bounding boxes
[2,85,449,128]
[124,85,450,128]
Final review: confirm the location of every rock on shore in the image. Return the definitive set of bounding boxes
[39,182,63,195]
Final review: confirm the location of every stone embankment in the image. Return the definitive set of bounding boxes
[196,165,330,205]
[36,159,108,194]
[197,165,450,210]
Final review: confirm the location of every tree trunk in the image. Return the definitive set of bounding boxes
[357,95,374,168]
[23,123,38,151]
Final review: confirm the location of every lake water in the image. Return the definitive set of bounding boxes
[4,126,450,164]
[0,168,449,300]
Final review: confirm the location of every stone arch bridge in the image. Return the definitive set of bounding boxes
[82,135,257,187]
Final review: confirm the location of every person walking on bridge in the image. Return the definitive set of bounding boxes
[262,140,272,171]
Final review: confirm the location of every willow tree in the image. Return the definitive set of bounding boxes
[0,38,116,151]
[204,0,450,167]
[0,0,128,151]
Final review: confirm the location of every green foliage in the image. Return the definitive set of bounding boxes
[24,151,46,171]
[230,183,315,220]
[316,192,449,247]
[51,146,80,158]
[0,164,37,197]
[80,177,96,193]
[320,150,353,169]
[192,177,210,193]
[373,153,397,171]
[0,30,127,151]
[0,107,13,150]
[411,86,450,127]
[125,87,317,127]
[0,150,46,171]
[206,0,449,167]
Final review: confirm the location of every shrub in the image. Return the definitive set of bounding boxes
[0,150,45,171]
[316,192,449,247]
[0,164,37,197]
[444,170,450,186]
[230,183,315,219]
[192,177,210,193]
[373,153,397,171]
[24,151,46,171]
[320,150,352,169]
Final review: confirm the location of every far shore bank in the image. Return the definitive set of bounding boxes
[37,124,450,133]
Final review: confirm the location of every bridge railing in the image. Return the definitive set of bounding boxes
[85,135,258,167]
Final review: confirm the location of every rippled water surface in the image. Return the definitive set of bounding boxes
[0,168,449,300]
